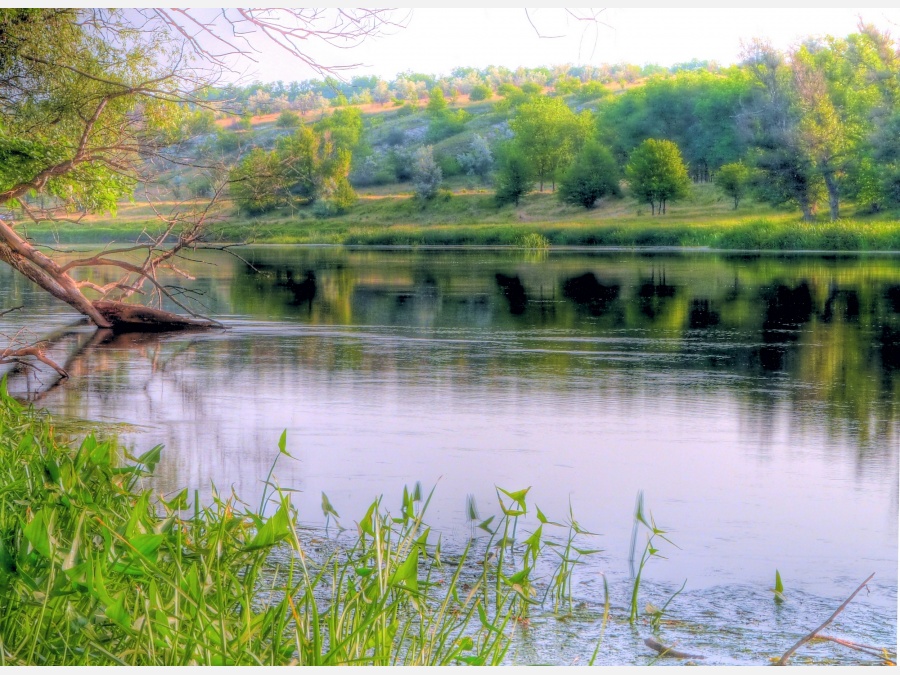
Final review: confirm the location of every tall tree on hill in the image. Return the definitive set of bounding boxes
[509,97,592,191]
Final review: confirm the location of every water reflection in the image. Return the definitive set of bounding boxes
[0,247,897,605]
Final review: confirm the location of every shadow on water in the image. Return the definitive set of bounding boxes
[757,281,815,372]
[562,272,620,316]
[495,273,528,315]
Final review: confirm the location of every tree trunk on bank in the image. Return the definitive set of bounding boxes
[0,222,217,331]
[798,193,815,221]
[823,171,840,221]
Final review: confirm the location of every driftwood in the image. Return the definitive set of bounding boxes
[644,637,705,660]
[93,301,220,331]
[815,635,896,664]
[775,572,875,666]
[0,305,23,317]
[0,343,68,377]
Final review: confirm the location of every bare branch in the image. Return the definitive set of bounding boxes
[776,573,876,666]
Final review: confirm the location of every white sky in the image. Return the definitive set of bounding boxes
[242,7,900,83]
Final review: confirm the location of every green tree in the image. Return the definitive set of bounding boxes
[625,139,691,214]
[468,84,492,101]
[229,148,291,214]
[714,162,752,209]
[509,96,592,191]
[0,8,397,330]
[276,110,302,128]
[426,87,448,115]
[558,140,620,208]
[494,145,534,206]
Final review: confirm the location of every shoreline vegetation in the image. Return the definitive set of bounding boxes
[0,380,894,666]
[24,188,900,252]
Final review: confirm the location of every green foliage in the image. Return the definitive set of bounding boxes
[426,86,448,115]
[558,140,621,208]
[626,139,691,214]
[329,93,349,107]
[236,113,254,131]
[395,103,417,117]
[314,107,364,155]
[229,123,356,214]
[627,491,676,624]
[426,109,471,143]
[229,148,290,214]
[214,129,242,153]
[276,110,302,128]
[715,161,752,209]
[457,134,494,180]
[183,110,216,137]
[514,232,550,249]
[772,569,786,604]
[411,145,442,200]
[468,84,492,101]
[0,383,528,666]
[509,96,592,191]
[494,145,534,207]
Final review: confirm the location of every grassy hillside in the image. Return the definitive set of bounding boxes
[18,89,900,252]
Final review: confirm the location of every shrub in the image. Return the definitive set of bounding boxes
[412,145,442,200]
[215,129,242,153]
[494,144,534,206]
[468,84,492,101]
[457,134,494,181]
[558,140,620,208]
[715,161,752,209]
[276,110,302,128]
[229,148,290,214]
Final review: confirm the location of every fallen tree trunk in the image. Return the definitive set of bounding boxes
[93,301,219,331]
[0,221,220,331]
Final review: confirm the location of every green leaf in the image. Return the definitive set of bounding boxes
[357,500,378,537]
[245,502,292,551]
[105,592,131,631]
[773,569,786,604]
[498,486,531,511]
[477,516,495,534]
[321,492,340,518]
[129,533,164,561]
[389,547,419,592]
[24,509,53,559]
[278,430,288,455]
[136,444,163,473]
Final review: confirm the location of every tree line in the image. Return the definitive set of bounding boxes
[222,25,899,221]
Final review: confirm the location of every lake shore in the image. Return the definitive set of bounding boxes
[24,185,900,251]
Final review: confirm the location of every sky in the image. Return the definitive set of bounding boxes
[239,7,900,83]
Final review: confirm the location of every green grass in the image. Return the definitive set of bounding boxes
[21,185,900,251]
[0,378,610,666]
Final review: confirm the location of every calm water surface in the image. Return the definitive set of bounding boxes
[1,246,897,656]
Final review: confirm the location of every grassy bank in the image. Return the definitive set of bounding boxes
[25,186,900,251]
[0,380,605,666]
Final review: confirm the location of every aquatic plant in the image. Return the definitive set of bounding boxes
[0,378,529,666]
[627,490,677,624]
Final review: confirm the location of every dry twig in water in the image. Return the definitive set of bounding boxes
[644,637,705,660]
[775,572,875,666]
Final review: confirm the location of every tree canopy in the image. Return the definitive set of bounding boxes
[626,139,691,215]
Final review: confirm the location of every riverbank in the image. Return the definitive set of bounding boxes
[24,185,900,251]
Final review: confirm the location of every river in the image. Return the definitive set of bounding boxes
[1,246,897,663]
